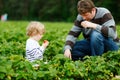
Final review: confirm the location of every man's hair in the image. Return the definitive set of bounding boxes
[26,21,45,37]
[77,0,95,15]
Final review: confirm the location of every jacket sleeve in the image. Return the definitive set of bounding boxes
[95,13,117,39]
[64,15,83,51]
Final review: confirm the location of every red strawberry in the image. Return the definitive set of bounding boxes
[44,40,48,43]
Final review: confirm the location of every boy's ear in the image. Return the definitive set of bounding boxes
[32,30,37,36]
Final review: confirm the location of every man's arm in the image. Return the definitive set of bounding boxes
[81,13,117,39]
[64,16,83,58]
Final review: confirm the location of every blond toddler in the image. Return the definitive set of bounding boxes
[25,21,49,62]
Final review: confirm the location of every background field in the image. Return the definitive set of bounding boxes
[0,21,120,80]
[0,21,73,57]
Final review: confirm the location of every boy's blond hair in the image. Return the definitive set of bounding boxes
[26,21,45,37]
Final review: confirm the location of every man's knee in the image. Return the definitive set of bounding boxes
[90,31,103,41]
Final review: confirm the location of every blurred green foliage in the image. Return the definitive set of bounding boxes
[0,0,120,22]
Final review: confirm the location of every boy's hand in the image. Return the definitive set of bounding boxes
[42,40,49,48]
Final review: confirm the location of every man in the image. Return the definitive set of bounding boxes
[64,0,119,61]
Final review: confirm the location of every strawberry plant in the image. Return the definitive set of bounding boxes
[0,21,120,79]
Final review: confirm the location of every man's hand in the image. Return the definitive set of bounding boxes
[64,49,72,59]
[81,21,97,29]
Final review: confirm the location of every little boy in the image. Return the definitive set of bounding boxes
[25,21,49,62]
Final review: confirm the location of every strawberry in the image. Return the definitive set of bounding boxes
[44,40,48,43]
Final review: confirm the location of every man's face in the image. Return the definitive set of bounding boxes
[81,8,95,21]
